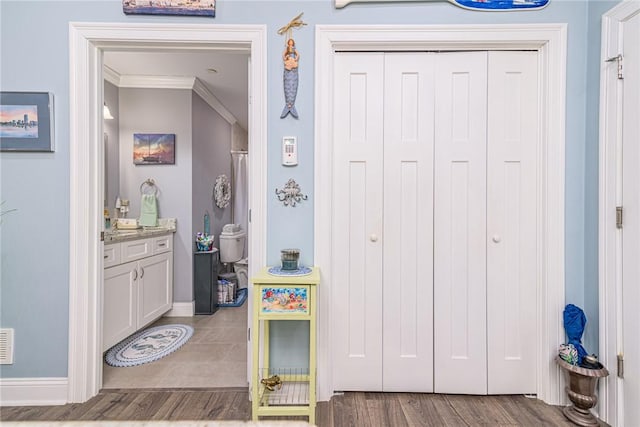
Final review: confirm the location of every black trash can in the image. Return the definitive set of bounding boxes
[193,249,220,315]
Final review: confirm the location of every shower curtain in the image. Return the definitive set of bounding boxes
[232,152,248,258]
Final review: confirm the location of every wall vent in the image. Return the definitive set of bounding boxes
[0,328,15,364]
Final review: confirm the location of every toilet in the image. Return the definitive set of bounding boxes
[219,224,246,282]
[234,257,248,289]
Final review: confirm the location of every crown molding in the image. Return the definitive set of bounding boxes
[118,75,196,89]
[103,65,120,86]
[101,68,236,125]
[192,77,237,125]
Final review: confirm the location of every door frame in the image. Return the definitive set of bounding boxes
[314,24,567,404]
[68,22,267,403]
[599,2,640,425]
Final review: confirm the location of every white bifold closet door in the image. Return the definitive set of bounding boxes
[332,52,435,392]
[434,51,538,394]
[332,51,538,394]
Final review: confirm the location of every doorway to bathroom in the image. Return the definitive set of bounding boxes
[100,48,251,389]
[68,23,267,402]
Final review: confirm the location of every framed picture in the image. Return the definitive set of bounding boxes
[123,0,215,17]
[335,0,549,10]
[133,133,175,165]
[0,92,54,152]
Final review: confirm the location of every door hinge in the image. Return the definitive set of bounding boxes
[618,353,624,378]
[249,209,252,223]
[616,206,623,229]
[247,327,251,341]
[605,54,623,79]
[100,231,105,241]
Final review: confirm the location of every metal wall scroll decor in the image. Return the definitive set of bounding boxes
[276,179,308,207]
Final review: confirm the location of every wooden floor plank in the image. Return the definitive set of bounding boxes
[365,393,408,427]
[0,389,599,427]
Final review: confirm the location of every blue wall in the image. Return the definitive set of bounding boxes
[0,0,618,379]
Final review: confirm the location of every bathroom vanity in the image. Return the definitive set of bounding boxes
[102,229,174,351]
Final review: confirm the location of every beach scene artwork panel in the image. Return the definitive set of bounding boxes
[261,287,309,314]
[123,0,215,17]
[0,105,39,139]
[133,133,175,165]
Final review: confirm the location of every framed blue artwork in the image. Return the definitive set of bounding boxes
[123,0,215,17]
[0,92,54,152]
[335,0,549,10]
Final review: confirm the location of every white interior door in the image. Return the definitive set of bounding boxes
[382,53,435,392]
[622,10,640,426]
[433,51,488,395]
[332,53,385,391]
[486,51,538,394]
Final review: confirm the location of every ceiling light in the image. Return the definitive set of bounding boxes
[103,103,114,120]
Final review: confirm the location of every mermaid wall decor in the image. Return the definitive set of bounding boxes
[277,13,306,119]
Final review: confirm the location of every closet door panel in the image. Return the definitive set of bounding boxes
[332,53,385,391]
[382,53,435,392]
[434,51,488,394]
[486,51,538,394]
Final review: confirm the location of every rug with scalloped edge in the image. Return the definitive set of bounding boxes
[105,324,193,367]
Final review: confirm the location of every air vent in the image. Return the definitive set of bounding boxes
[0,328,15,364]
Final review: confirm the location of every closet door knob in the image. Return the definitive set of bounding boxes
[492,235,501,243]
[370,234,379,242]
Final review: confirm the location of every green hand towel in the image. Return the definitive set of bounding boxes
[139,194,158,227]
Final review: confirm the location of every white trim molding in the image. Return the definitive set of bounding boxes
[68,22,267,403]
[314,24,567,404]
[0,378,68,406]
[102,67,238,125]
[192,78,237,125]
[599,2,640,426]
[164,301,195,317]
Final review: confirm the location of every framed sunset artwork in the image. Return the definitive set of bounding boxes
[133,133,175,165]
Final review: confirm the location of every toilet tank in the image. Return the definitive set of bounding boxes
[219,227,246,263]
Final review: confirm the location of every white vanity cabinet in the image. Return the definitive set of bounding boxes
[103,233,174,351]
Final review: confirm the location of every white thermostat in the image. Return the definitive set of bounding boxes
[282,136,298,166]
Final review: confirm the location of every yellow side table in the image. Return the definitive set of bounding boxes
[250,266,320,425]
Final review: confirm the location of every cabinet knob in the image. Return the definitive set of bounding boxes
[492,235,501,243]
[139,267,144,278]
[133,269,138,280]
[370,234,379,242]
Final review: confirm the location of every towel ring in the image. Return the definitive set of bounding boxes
[140,179,158,196]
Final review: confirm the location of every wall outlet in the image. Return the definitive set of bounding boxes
[0,328,14,364]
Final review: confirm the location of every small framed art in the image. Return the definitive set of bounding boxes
[0,92,54,152]
[123,0,215,17]
[133,133,175,165]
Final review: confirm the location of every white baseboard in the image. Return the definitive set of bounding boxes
[0,377,68,406]
[164,301,194,317]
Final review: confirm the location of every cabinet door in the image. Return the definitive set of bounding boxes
[103,262,137,351]
[137,252,173,329]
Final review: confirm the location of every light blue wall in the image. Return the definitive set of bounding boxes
[0,0,618,378]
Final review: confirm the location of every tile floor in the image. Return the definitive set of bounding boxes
[102,302,248,389]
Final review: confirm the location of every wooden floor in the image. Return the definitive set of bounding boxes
[0,389,583,426]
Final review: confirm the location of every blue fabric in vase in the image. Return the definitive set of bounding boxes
[563,304,588,364]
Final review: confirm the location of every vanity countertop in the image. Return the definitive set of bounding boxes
[104,227,175,243]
